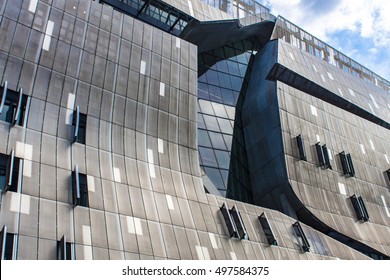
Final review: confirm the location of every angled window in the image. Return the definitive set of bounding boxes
[1,225,15,260]
[386,169,390,183]
[350,194,369,222]
[220,203,238,238]
[358,196,369,221]
[258,212,278,246]
[292,221,310,252]
[339,152,355,177]
[229,205,248,240]
[296,134,306,161]
[322,144,332,169]
[0,150,20,193]
[0,81,28,126]
[346,153,355,176]
[72,165,89,207]
[57,235,74,260]
[315,142,325,167]
[72,106,87,144]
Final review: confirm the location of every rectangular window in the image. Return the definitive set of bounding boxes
[72,106,87,144]
[57,235,74,260]
[258,212,278,246]
[350,194,369,222]
[292,221,310,252]
[0,81,28,126]
[0,150,20,193]
[72,165,89,207]
[220,203,238,238]
[229,205,248,240]
[315,142,325,167]
[296,134,306,161]
[0,225,15,260]
[346,153,355,176]
[339,152,355,177]
[322,144,332,169]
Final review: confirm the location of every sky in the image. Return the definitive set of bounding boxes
[260,0,390,81]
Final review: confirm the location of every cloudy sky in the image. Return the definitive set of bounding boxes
[260,0,390,81]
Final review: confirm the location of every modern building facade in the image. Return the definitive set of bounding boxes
[0,0,389,260]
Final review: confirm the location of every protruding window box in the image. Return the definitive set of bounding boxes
[350,194,369,222]
[0,81,29,126]
[322,144,332,169]
[57,235,74,260]
[258,212,278,246]
[0,225,15,260]
[72,165,89,207]
[316,142,332,169]
[292,221,310,252]
[72,106,87,144]
[220,203,238,238]
[386,169,390,183]
[315,142,325,167]
[229,205,248,240]
[296,134,307,161]
[0,150,20,193]
[339,152,355,177]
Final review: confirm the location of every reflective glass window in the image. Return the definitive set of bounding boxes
[209,131,226,150]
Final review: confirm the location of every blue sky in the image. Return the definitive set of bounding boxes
[260,0,390,81]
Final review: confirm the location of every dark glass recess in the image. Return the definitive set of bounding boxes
[292,221,310,252]
[339,152,355,177]
[0,225,14,260]
[296,134,306,161]
[229,205,248,240]
[258,212,278,246]
[220,203,238,238]
[198,0,274,21]
[350,194,369,222]
[99,0,195,36]
[386,169,390,184]
[220,203,249,240]
[315,142,325,167]
[0,150,20,193]
[72,106,87,144]
[322,144,332,169]
[57,235,74,260]
[72,165,89,207]
[315,142,331,169]
[0,81,28,126]
[198,40,255,202]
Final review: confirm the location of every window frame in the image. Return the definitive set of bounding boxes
[0,81,29,126]
[72,165,89,207]
[258,212,278,246]
[72,106,87,144]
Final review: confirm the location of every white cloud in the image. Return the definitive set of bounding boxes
[262,0,390,80]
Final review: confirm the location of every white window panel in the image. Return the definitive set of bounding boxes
[310,105,318,116]
[140,60,146,75]
[338,182,346,195]
[28,0,38,13]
